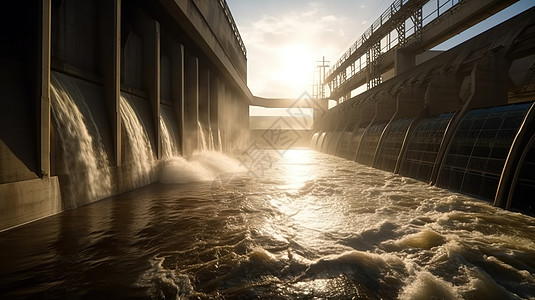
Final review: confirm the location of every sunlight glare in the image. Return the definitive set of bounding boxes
[278,44,314,95]
[282,149,314,164]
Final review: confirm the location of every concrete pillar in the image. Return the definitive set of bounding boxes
[185,53,199,157]
[238,93,248,150]
[425,73,461,115]
[210,74,221,149]
[240,95,249,151]
[100,0,121,166]
[199,65,210,130]
[40,0,51,178]
[242,96,249,135]
[313,98,329,132]
[139,18,161,159]
[170,42,185,155]
[223,86,232,152]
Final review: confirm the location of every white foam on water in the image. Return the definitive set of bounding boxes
[302,250,407,279]
[399,271,459,300]
[457,265,527,299]
[394,229,448,250]
[159,151,246,184]
[135,255,195,299]
[159,156,214,183]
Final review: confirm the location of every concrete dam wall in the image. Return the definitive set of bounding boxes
[0,0,251,231]
[312,7,535,214]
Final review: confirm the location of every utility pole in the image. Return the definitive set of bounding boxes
[312,70,318,99]
[317,56,330,99]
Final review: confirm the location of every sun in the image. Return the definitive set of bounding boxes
[277,44,314,96]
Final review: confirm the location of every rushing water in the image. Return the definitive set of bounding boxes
[1,150,534,299]
[50,72,112,208]
[160,115,178,159]
[197,122,219,152]
[120,94,155,187]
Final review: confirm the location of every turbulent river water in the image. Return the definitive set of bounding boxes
[1,150,535,299]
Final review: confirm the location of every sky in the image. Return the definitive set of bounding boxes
[227,0,535,100]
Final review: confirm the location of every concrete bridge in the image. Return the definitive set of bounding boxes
[249,95,329,149]
[0,0,250,231]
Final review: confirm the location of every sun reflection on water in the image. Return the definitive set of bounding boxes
[260,149,350,251]
[278,149,317,191]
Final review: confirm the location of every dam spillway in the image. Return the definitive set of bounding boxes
[312,5,535,215]
[1,0,535,298]
[0,0,250,231]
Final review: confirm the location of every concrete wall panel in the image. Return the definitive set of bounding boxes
[0,177,61,232]
[52,0,98,74]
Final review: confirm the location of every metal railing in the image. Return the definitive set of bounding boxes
[423,0,460,26]
[326,0,462,82]
[326,0,408,78]
[218,0,247,58]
